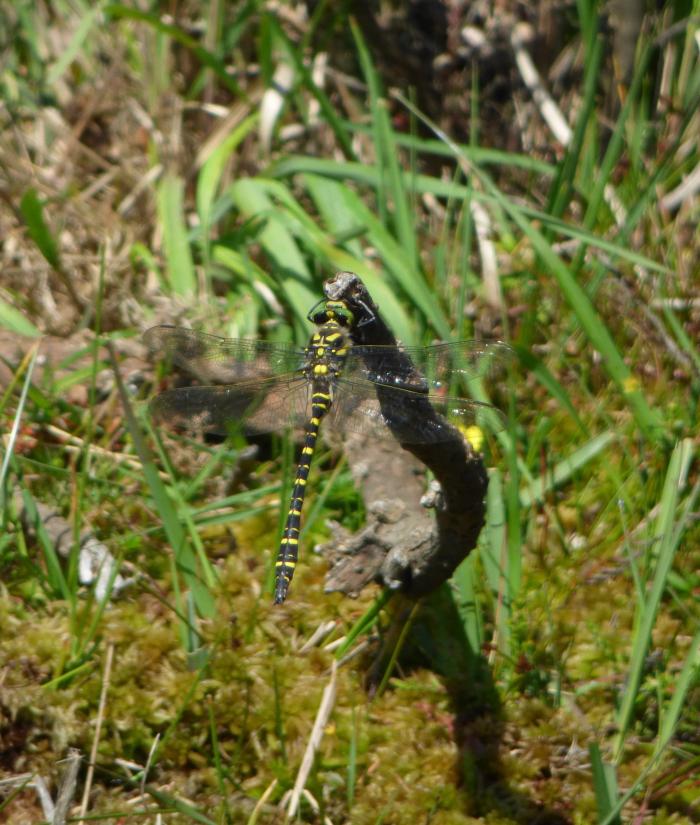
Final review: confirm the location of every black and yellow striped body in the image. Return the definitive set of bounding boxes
[274,302,353,604]
[146,288,510,606]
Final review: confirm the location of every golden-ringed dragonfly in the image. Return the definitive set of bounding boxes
[145,299,509,603]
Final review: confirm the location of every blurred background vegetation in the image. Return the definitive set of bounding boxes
[0,0,698,823]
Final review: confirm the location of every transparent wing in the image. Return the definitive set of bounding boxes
[149,374,313,436]
[145,328,510,443]
[342,340,512,393]
[144,325,304,384]
[328,377,506,444]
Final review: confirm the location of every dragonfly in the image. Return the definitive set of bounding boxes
[144,297,509,604]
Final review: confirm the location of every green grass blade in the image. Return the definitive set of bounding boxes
[613,438,696,761]
[196,112,259,253]
[0,343,40,499]
[387,92,666,441]
[19,188,61,270]
[572,39,653,274]
[296,173,415,342]
[504,432,522,603]
[157,173,197,296]
[140,783,217,825]
[322,189,451,338]
[0,298,40,337]
[20,487,70,600]
[272,666,287,765]
[547,20,604,218]
[347,707,358,808]
[654,626,700,760]
[478,469,507,644]
[270,156,671,276]
[208,700,231,823]
[495,204,663,441]
[513,345,588,435]
[519,432,616,509]
[661,302,700,377]
[267,15,355,159]
[47,2,104,84]
[108,344,215,622]
[300,173,366,252]
[105,3,243,95]
[342,124,556,174]
[336,590,393,658]
[228,178,317,326]
[351,19,417,271]
[589,742,621,825]
[452,553,483,654]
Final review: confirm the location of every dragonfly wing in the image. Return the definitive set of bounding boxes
[343,340,513,393]
[144,325,302,384]
[329,377,506,444]
[149,376,312,436]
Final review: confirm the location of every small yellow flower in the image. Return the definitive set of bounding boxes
[622,375,640,394]
[462,425,485,452]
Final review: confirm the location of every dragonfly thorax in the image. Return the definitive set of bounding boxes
[303,321,351,385]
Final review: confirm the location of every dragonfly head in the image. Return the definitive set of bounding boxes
[308,299,355,328]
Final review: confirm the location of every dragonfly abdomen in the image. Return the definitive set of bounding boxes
[274,388,331,604]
